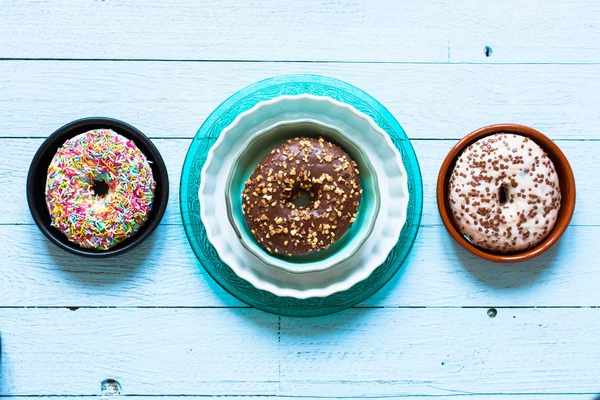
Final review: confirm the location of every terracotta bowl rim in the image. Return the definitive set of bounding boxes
[436,123,576,262]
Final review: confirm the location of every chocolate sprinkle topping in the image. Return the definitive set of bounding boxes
[448,133,561,253]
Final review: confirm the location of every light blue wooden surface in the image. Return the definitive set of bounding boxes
[1,0,599,398]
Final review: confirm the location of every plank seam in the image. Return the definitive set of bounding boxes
[0,393,598,398]
[0,306,597,309]
[2,58,600,65]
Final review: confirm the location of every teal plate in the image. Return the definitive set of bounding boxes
[180,74,423,317]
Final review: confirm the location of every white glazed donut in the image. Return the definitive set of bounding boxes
[448,133,561,253]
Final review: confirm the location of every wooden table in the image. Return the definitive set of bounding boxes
[1,1,599,398]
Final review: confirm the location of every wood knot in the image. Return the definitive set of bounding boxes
[101,379,121,396]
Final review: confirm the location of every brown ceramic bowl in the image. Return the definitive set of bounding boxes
[437,123,576,262]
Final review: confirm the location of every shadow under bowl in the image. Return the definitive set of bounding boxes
[437,123,576,262]
[226,120,380,274]
[27,117,169,257]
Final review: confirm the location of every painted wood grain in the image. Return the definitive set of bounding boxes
[0,223,594,307]
[0,308,279,395]
[3,0,599,63]
[1,62,599,140]
[0,308,598,395]
[279,308,600,397]
[1,138,592,227]
[2,1,599,399]
[0,0,449,62]
[0,224,242,307]
[450,0,600,63]
[2,397,594,400]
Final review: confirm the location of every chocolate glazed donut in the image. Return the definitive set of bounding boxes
[242,137,362,256]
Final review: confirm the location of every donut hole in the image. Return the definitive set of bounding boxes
[92,180,109,197]
[498,184,509,204]
[292,190,312,208]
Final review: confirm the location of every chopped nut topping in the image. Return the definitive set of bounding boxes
[242,137,362,256]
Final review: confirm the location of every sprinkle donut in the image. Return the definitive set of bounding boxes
[242,137,362,256]
[45,129,156,250]
[448,133,561,253]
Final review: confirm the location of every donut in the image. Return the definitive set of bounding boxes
[448,133,561,253]
[242,137,362,256]
[45,128,156,250]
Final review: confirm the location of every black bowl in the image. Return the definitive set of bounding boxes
[27,117,169,257]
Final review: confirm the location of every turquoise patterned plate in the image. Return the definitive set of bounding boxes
[180,75,423,317]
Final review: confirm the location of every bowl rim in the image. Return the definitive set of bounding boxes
[26,117,169,257]
[436,123,576,262]
[223,101,381,274]
[188,73,420,303]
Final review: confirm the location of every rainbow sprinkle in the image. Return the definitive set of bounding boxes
[45,129,156,250]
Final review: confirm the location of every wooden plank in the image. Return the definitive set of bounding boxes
[2,3,599,399]
[1,62,599,140]
[1,397,593,400]
[0,224,244,307]
[0,308,279,395]
[450,0,600,63]
[2,138,593,227]
[2,0,599,64]
[0,308,598,395]
[279,308,600,397]
[364,224,593,307]
[0,224,595,307]
[0,0,448,62]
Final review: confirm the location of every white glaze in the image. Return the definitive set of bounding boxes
[449,133,561,252]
